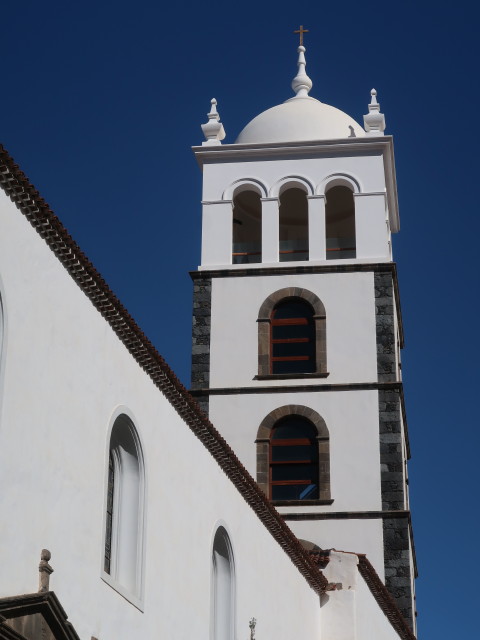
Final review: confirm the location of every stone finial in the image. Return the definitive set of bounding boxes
[201,98,226,146]
[38,549,53,592]
[291,45,313,98]
[363,88,386,136]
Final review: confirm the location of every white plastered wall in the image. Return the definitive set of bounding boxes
[208,390,382,512]
[355,568,401,639]
[0,188,323,640]
[210,272,378,388]
[200,149,391,267]
[322,551,399,640]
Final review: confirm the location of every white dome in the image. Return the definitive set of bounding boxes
[235,96,365,144]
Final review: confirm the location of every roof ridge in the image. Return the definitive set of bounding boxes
[0,144,328,595]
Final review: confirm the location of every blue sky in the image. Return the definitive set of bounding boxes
[2,1,478,636]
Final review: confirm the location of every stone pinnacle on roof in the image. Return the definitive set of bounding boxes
[291,45,313,99]
[201,98,226,146]
[363,89,386,136]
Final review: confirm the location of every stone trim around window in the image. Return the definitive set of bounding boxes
[257,287,327,377]
[255,404,331,502]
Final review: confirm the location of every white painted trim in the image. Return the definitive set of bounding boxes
[202,200,233,206]
[353,191,386,198]
[222,178,268,200]
[269,175,314,197]
[100,572,145,612]
[193,136,396,165]
[317,173,361,195]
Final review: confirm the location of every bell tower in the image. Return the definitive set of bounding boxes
[190,42,416,631]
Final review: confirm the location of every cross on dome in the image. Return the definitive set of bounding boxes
[294,25,309,46]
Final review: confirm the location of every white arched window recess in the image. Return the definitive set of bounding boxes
[212,526,235,640]
[317,175,360,261]
[271,177,313,263]
[231,184,263,265]
[103,413,145,606]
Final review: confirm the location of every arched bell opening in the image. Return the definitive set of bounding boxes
[279,188,309,262]
[325,185,356,259]
[232,190,262,264]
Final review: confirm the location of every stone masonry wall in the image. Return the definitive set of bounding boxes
[191,277,211,415]
[375,271,396,382]
[378,372,413,628]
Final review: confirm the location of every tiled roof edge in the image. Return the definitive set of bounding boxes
[0,144,328,595]
[357,555,416,640]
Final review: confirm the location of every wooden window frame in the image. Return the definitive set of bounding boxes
[270,301,316,374]
[269,430,319,501]
[257,288,327,378]
[256,405,331,505]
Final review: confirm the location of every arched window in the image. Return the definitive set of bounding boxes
[104,414,145,600]
[325,185,356,259]
[256,406,331,504]
[257,288,327,378]
[270,416,318,500]
[279,188,308,261]
[212,527,235,640]
[270,299,315,374]
[232,189,261,264]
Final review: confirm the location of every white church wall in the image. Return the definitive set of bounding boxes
[322,551,399,640]
[209,272,379,388]
[0,190,322,639]
[0,278,5,429]
[355,567,401,640]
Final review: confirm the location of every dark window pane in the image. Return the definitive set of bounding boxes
[272,464,318,481]
[272,417,317,439]
[270,300,316,375]
[272,444,317,462]
[273,301,314,320]
[104,453,115,574]
[272,483,319,500]
[273,342,314,358]
[272,324,314,340]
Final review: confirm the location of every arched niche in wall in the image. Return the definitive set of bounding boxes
[212,526,235,640]
[232,187,262,264]
[104,413,145,604]
[279,186,309,262]
[325,182,356,260]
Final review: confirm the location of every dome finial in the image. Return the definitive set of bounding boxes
[291,45,313,98]
[363,88,386,136]
[201,98,226,146]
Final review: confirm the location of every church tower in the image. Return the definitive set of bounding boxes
[191,41,416,631]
